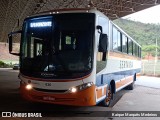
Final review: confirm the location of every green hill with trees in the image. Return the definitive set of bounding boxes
[114,19,160,58]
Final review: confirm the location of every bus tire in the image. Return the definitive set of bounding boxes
[127,81,135,90]
[101,85,113,107]
[127,74,136,90]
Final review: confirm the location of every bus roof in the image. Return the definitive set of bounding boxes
[27,8,109,20]
[28,8,94,18]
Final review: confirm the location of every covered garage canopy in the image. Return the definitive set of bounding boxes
[0,0,160,42]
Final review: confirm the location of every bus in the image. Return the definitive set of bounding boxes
[8,8,141,107]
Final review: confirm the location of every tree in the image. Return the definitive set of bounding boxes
[142,45,160,60]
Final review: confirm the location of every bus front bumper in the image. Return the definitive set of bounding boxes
[20,83,96,106]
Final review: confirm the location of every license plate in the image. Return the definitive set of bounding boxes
[43,96,55,101]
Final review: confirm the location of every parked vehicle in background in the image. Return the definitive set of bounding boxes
[13,64,19,70]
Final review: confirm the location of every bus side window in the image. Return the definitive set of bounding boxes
[112,26,118,50]
[128,39,133,55]
[112,26,122,52]
[122,35,128,53]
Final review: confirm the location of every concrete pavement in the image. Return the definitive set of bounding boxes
[111,76,160,120]
[112,86,160,111]
[136,76,160,88]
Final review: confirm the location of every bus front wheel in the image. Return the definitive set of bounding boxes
[101,86,113,107]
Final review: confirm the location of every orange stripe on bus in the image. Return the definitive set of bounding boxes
[104,87,107,95]
[96,88,102,99]
[136,73,141,78]
[116,76,133,89]
[109,51,141,60]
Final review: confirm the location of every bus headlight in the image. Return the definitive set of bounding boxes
[69,82,93,93]
[70,87,77,93]
[26,84,33,90]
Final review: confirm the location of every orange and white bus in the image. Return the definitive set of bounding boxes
[8,8,141,106]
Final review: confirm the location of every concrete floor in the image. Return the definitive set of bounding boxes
[136,76,160,88]
[0,68,160,120]
[111,76,160,120]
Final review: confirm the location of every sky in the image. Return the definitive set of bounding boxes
[123,4,160,24]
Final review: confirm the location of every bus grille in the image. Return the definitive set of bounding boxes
[33,87,67,93]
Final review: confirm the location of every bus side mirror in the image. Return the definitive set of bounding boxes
[8,30,22,56]
[97,25,103,33]
[97,25,108,61]
[98,33,108,52]
[97,25,108,52]
[8,34,13,53]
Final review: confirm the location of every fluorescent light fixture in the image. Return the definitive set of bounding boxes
[30,21,52,27]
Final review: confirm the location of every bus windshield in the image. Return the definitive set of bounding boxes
[21,13,95,79]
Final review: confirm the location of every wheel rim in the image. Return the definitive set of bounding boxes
[106,88,112,105]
